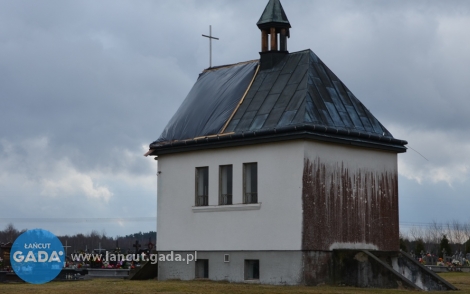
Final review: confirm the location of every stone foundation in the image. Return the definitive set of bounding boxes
[157,250,457,290]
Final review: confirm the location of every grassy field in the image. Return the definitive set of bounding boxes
[1,273,469,294]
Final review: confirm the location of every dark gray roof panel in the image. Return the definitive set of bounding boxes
[258,71,280,92]
[250,114,269,131]
[280,53,302,75]
[270,73,291,94]
[152,61,257,144]
[247,91,269,112]
[285,90,305,111]
[288,63,308,85]
[276,84,298,109]
[231,52,310,133]
[258,93,280,114]
[291,101,306,124]
[305,94,323,124]
[225,49,395,138]
[262,107,285,129]
[277,110,297,126]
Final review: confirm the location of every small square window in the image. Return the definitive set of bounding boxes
[224,254,230,263]
[219,165,233,205]
[244,259,259,280]
[243,163,258,204]
[195,259,209,278]
[195,167,208,206]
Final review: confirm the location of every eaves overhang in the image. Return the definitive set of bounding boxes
[147,124,407,157]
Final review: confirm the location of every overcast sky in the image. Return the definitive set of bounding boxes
[1,0,469,238]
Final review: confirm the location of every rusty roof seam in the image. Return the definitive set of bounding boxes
[220,63,260,133]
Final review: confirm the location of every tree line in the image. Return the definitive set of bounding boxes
[3,220,470,258]
[0,223,156,255]
[400,220,470,257]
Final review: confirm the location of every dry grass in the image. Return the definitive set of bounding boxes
[1,273,469,294]
[441,272,470,292]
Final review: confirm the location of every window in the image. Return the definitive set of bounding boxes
[195,259,209,279]
[243,163,258,204]
[224,254,230,263]
[195,167,208,206]
[244,260,259,280]
[219,165,233,205]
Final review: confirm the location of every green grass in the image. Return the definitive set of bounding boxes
[1,273,469,294]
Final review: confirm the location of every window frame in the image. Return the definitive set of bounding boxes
[243,162,258,204]
[219,164,233,205]
[195,166,209,206]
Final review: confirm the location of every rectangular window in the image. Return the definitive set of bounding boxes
[219,165,233,205]
[244,259,259,280]
[243,163,258,204]
[195,259,209,278]
[195,167,208,206]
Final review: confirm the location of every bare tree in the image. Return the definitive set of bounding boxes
[429,221,444,245]
[4,223,20,242]
[409,226,425,242]
[452,220,466,253]
[444,221,455,246]
[462,221,470,246]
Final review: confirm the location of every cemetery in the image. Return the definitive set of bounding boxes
[0,235,157,282]
[411,251,470,273]
[2,227,470,291]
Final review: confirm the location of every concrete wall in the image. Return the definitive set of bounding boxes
[157,140,304,251]
[332,250,418,290]
[302,251,333,286]
[158,250,303,285]
[391,252,457,291]
[303,141,399,251]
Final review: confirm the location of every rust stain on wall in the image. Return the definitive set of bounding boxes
[302,157,399,251]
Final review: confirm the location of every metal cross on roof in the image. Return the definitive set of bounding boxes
[202,25,219,68]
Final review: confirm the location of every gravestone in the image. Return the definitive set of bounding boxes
[0,243,12,268]
[146,237,154,252]
[133,240,141,254]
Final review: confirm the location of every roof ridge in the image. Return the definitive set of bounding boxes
[203,50,311,74]
[203,60,259,73]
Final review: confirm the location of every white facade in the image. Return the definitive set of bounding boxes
[156,139,397,252]
[157,140,304,251]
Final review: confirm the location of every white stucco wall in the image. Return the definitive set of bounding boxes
[156,140,304,251]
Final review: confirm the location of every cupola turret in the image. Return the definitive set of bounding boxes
[257,0,291,69]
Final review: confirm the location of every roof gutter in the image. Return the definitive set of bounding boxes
[146,124,408,156]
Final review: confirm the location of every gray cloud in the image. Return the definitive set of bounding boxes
[1,0,469,235]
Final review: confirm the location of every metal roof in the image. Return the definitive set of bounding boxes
[225,50,393,138]
[149,49,407,155]
[154,61,258,144]
[257,0,291,29]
